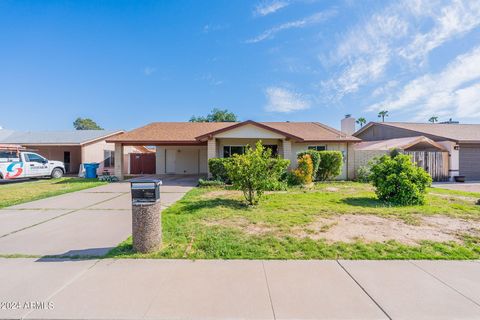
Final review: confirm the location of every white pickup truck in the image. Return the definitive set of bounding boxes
[0,150,65,180]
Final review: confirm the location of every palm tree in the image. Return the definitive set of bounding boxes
[356,117,367,127]
[428,116,438,123]
[378,110,389,122]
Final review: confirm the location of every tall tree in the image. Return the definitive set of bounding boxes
[428,116,438,123]
[190,108,237,122]
[377,110,389,122]
[356,117,367,127]
[73,117,103,130]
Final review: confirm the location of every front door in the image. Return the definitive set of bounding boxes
[23,152,50,177]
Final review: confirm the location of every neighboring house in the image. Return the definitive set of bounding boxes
[354,122,480,181]
[354,136,449,181]
[0,129,135,174]
[107,120,360,180]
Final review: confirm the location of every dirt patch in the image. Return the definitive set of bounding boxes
[294,214,480,245]
[325,187,340,192]
[201,210,480,245]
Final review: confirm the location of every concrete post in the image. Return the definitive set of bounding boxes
[282,139,292,168]
[114,142,124,180]
[132,202,162,253]
[207,138,217,176]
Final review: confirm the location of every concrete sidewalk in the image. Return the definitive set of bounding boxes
[1,259,479,319]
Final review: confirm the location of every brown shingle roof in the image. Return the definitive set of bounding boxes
[358,122,480,143]
[354,136,447,151]
[107,121,360,144]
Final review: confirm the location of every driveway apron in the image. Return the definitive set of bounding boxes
[0,176,196,257]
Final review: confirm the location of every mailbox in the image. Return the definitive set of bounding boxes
[130,179,162,204]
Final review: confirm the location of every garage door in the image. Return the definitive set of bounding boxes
[459,144,480,180]
[165,149,199,174]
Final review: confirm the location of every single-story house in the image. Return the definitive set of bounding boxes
[107,120,360,180]
[354,122,480,181]
[0,129,148,174]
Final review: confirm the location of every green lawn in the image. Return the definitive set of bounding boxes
[0,177,107,209]
[108,182,480,260]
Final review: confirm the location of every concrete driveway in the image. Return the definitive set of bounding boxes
[0,175,197,257]
[433,182,480,193]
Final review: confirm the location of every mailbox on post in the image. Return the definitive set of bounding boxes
[130,178,162,253]
[131,179,161,204]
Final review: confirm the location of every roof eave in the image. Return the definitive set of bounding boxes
[353,122,458,142]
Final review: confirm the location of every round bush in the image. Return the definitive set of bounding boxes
[370,154,432,205]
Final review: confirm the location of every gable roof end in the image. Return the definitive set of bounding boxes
[194,120,304,141]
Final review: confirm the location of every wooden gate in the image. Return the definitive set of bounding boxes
[130,153,156,175]
[404,151,449,182]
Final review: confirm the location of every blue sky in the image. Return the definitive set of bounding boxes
[1,0,480,131]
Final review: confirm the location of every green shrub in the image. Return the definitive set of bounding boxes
[356,165,372,183]
[264,179,288,191]
[98,175,119,182]
[288,154,313,185]
[208,158,232,182]
[225,141,290,205]
[297,150,321,180]
[316,151,343,181]
[198,179,225,187]
[370,154,432,205]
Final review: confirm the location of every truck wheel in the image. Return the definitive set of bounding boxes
[51,168,64,179]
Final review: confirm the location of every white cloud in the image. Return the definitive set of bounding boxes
[143,67,156,76]
[254,0,290,16]
[325,0,480,99]
[265,86,311,112]
[366,46,480,120]
[372,80,399,97]
[324,49,390,97]
[399,0,480,61]
[247,10,336,43]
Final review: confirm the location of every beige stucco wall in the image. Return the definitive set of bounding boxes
[81,140,117,173]
[156,146,208,175]
[82,140,142,174]
[437,141,458,180]
[351,150,388,179]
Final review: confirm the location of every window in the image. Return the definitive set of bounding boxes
[104,150,115,168]
[223,146,245,158]
[308,145,327,151]
[24,153,46,163]
[0,151,19,162]
[263,145,278,157]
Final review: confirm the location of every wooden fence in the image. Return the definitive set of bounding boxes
[404,151,449,182]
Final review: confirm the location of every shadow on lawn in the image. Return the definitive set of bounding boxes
[341,197,391,208]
